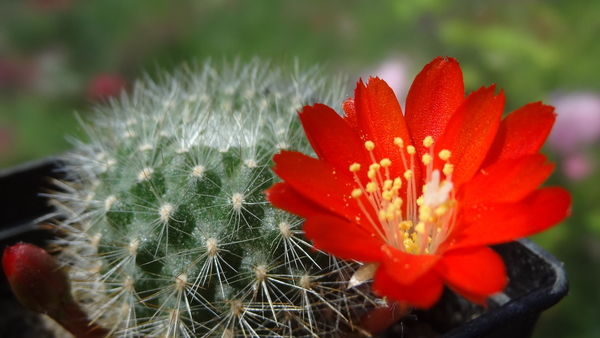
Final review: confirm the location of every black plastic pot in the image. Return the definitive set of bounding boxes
[0,158,568,338]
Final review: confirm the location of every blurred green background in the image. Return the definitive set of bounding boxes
[1,1,600,337]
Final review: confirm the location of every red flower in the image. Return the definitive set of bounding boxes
[87,73,126,101]
[266,57,571,309]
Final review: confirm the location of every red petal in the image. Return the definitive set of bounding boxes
[265,182,334,218]
[448,187,571,249]
[380,245,440,285]
[459,154,555,206]
[405,57,464,156]
[303,214,384,262]
[372,265,444,309]
[435,86,505,186]
[354,78,413,181]
[483,102,556,167]
[435,247,507,305]
[299,104,369,173]
[272,151,359,220]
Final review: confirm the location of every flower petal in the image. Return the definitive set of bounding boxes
[435,86,505,186]
[459,154,555,206]
[271,150,359,220]
[303,214,384,262]
[448,187,571,249]
[265,182,334,218]
[299,103,369,174]
[483,102,556,167]
[354,77,414,181]
[434,247,507,305]
[372,265,444,309]
[380,245,440,285]
[405,57,464,156]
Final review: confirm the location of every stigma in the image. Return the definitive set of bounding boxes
[349,136,456,255]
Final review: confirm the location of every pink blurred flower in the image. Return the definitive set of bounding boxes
[547,92,600,155]
[0,58,37,92]
[365,58,408,102]
[546,92,600,180]
[87,73,126,101]
[563,153,593,181]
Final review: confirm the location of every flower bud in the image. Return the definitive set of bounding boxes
[2,243,71,316]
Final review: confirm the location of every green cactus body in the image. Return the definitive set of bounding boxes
[49,60,381,337]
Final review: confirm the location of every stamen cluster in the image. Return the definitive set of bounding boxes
[350,137,456,255]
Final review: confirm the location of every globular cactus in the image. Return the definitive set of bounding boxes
[47,59,381,338]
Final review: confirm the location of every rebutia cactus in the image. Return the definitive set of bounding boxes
[47,59,381,338]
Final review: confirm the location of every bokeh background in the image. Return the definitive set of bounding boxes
[1,1,599,337]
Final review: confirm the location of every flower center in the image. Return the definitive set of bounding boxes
[349,136,456,255]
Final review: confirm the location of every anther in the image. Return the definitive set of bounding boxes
[351,189,363,199]
[399,220,412,230]
[382,190,393,201]
[368,170,377,179]
[423,136,434,148]
[416,196,424,206]
[439,149,451,161]
[366,182,377,193]
[435,205,448,216]
[365,140,375,151]
[422,153,432,165]
[407,146,416,155]
[414,222,425,234]
[403,170,413,180]
[349,163,361,172]
[443,163,454,175]
[380,158,392,167]
[394,137,404,147]
[369,163,381,172]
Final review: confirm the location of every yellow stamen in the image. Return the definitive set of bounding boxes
[422,153,432,166]
[349,163,361,172]
[407,145,416,155]
[423,136,434,148]
[394,137,404,147]
[403,170,413,180]
[435,205,448,216]
[416,196,424,206]
[414,222,425,234]
[369,163,381,172]
[365,140,375,151]
[399,221,412,230]
[443,163,454,175]
[368,170,377,179]
[351,189,363,199]
[366,182,377,193]
[382,190,393,201]
[380,158,392,167]
[439,149,451,161]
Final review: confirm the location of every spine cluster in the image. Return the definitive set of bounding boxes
[48,59,378,337]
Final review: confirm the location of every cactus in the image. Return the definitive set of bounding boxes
[47,59,381,337]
